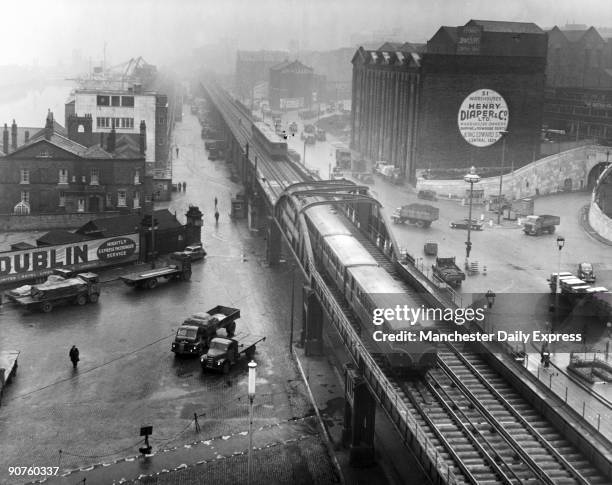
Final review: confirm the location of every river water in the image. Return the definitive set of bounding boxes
[0,79,75,128]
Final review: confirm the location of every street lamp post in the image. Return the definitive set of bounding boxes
[303,139,307,168]
[497,131,509,225]
[464,166,481,265]
[485,289,496,333]
[247,361,257,485]
[555,236,565,329]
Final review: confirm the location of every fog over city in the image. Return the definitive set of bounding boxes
[0,0,611,69]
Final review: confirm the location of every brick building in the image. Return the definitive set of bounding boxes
[543,26,612,144]
[269,60,315,110]
[351,19,548,181]
[0,111,146,215]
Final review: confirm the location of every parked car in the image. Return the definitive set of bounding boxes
[577,262,596,283]
[417,190,438,201]
[449,219,484,231]
[178,244,207,261]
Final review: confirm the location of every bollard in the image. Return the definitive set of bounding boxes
[549,373,553,388]
[582,401,586,417]
[598,414,601,431]
[565,386,568,403]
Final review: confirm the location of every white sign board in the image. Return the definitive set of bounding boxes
[457,89,509,147]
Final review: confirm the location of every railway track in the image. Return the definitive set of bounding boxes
[204,82,610,485]
[421,341,609,484]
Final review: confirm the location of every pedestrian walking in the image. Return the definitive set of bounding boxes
[214,196,218,208]
[69,345,80,369]
[183,181,187,192]
[214,210,219,224]
[177,182,181,192]
[176,146,179,157]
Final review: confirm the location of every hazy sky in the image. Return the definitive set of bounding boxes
[2,0,611,67]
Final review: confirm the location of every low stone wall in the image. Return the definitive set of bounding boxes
[589,200,612,242]
[417,145,608,200]
[0,212,120,231]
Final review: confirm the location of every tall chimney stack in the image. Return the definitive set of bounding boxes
[2,124,8,154]
[44,110,54,140]
[11,119,17,150]
[107,121,116,152]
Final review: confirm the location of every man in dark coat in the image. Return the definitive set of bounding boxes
[69,345,80,369]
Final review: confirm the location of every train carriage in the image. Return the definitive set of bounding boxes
[251,122,288,161]
[347,265,438,373]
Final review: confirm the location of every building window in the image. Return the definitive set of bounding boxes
[120,118,134,129]
[117,190,127,207]
[96,95,110,106]
[81,176,86,183]
[121,96,134,107]
[21,191,30,203]
[90,168,100,185]
[97,117,110,129]
[77,198,85,212]
[59,191,66,207]
[158,117,166,125]
[111,96,121,106]
[134,169,141,185]
[20,169,30,184]
[59,169,69,184]
[133,191,140,209]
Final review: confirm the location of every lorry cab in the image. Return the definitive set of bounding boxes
[172,325,206,355]
[578,262,596,283]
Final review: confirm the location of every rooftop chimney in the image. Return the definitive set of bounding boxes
[107,123,116,153]
[139,120,146,156]
[2,124,8,155]
[44,110,54,140]
[11,119,17,150]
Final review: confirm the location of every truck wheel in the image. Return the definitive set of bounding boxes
[146,278,158,289]
[89,293,99,303]
[549,226,556,234]
[423,221,432,228]
[41,302,53,313]
[76,294,87,306]
[222,361,230,374]
[182,270,192,281]
[226,322,236,337]
[415,220,425,228]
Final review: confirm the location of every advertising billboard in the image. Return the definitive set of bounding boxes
[0,234,139,284]
[457,89,509,147]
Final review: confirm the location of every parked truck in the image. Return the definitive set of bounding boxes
[432,257,466,287]
[200,333,266,373]
[522,215,560,236]
[12,273,100,313]
[391,204,439,228]
[171,306,240,356]
[120,254,191,290]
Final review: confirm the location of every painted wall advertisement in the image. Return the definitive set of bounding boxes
[0,234,139,284]
[457,89,509,147]
[280,97,303,109]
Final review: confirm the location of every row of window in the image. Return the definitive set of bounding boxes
[96,117,135,129]
[20,169,141,185]
[21,191,141,211]
[96,95,135,107]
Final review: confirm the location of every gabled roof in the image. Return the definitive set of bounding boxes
[83,144,113,159]
[76,209,181,238]
[438,26,459,43]
[36,230,92,246]
[30,120,67,139]
[467,19,544,34]
[379,42,404,51]
[270,59,313,73]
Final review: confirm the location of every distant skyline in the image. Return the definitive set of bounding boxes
[1,0,611,68]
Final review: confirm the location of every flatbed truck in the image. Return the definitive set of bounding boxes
[432,257,466,287]
[172,306,241,356]
[391,204,439,228]
[120,254,191,290]
[200,334,266,374]
[0,350,19,404]
[12,273,100,313]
